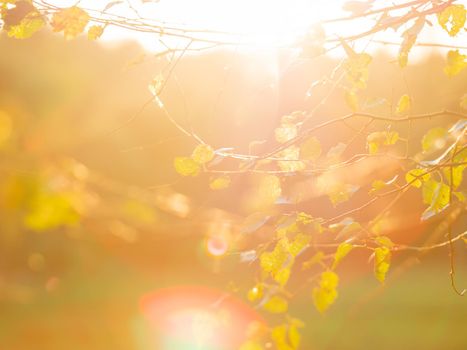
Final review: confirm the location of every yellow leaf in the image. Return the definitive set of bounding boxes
[260,238,288,275]
[288,233,310,257]
[325,182,357,206]
[288,324,301,349]
[173,157,200,176]
[300,136,321,161]
[375,236,394,248]
[396,94,411,114]
[312,271,339,313]
[257,174,282,206]
[7,9,44,39]
[422,127,447,152]
[438,4,466,37]
[209,175,231,190]
[263,295,288,314]
[191,144,214,164]
[88,25,104,40]
[278,146,306,172]
[367,131,399,154]
[343,52,372,89]
[374,247,391,284]
[247,284,264,302]
[51,6,90,39]
[275,122,297,143]
[274,267,291,287]
[443,50,467,77]
[332,242,353,270]
[405,168,430,188]
[271,325,293,350]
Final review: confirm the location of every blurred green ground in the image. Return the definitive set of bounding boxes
[1,248,465,350]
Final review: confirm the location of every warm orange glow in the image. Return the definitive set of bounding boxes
[140,286,264,349]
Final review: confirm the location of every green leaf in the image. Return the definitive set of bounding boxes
[173,157,200,176]
[422,127,448,152]
[374,247,391,284]
[263,295,288,314]
[191,144,214,164]
[312,271,339,313]
[421,179,450,220]
[405,168,430,188]
[332,242,353,270]
[396,94,411,114]
[437,4,466,37]
[444,50,466,77]
[51,6,90,39]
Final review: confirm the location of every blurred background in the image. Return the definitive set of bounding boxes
[0,27,466,349]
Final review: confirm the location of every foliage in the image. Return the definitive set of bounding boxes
[1,0,467,349]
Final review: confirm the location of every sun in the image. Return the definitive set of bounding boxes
[47,0,344,50]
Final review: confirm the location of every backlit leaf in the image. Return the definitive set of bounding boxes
[275,122,297,143]
[300,136,321,161]
[421,179,450,220]
[88,25,104,40]
[278,146,306,172]
[247,284,264,302]
[437,4,466,37]
[367,131,399,154]
[6,7,44,39]
[343,52,372,89]
[271,325,293,350]
[374,246,391,283]
[422,127,447,152]
[173,157,200,176]
[332,242,353,270]
[263,295,288,314]
[257,175,282,206]
[192,144,215,164]
[51,6,90,39]
[443,50,466,77]
[312,271,339,313]
[405,168,430,188]
[396,94,411,114]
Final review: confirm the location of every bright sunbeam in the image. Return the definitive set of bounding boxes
[47,0,343,49]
